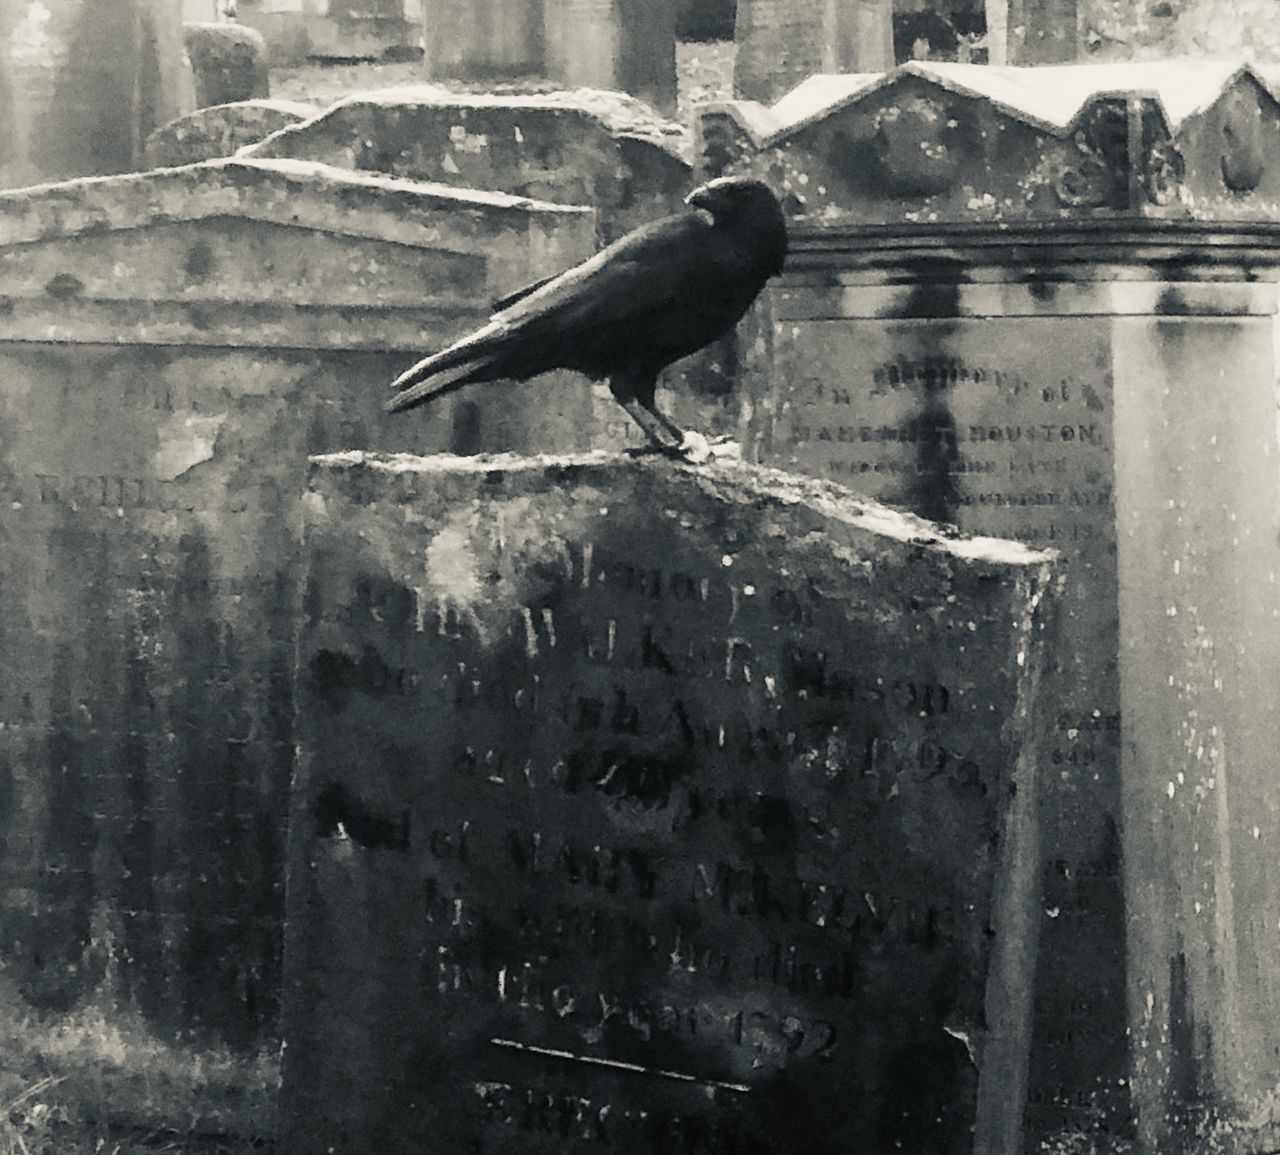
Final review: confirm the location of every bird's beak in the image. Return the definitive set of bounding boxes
[684,184,713,210]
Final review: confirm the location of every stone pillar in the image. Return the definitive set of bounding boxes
[543,0,678,115]
[1112,314,1280,1152]
[0,0,192,186]
[733,0,893,105]
[282,451,1058,1155]
[1004,0,1079,63]
[422,0,545,81]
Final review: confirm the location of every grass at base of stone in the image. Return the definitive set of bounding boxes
[0,977,276,1155]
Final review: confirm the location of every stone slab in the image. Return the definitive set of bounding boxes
[144,99,317,167]
[243,88,691,244]
[0,157,596,1081]
[282,451,1059,1154]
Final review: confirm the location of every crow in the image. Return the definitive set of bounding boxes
[385,176,787,463]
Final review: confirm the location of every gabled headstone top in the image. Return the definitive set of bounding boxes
[699,59,1280,225]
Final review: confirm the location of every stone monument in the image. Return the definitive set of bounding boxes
[699,59,1280,1151]
[0,157,593,1125]
[283,451,1059,1154]
[0,0,193,185]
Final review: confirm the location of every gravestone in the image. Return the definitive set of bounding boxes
[183,21,271,108]
[143,99,317,168]
[701,60,1280,1149]
[242,87,691,244]
[0,157,594,1129]
[283,451,1059,1155]
[237,0,420,65]
[420,0,677,112]
[733,0,893,104]
[543,0,677,115]
[0,0,192,186]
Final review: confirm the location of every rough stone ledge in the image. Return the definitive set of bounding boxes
[309,449,1056,567]
[244,84,692,165]
[0,157,592,247]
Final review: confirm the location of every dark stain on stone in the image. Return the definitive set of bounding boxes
[1155,286,1187,316]
[1166,948,1198,1141]
[44,273,85,300]
[313,782,410,852]
[0,297,14,316]
[450,399,483,455]
[309,645,410,710]
[185,239,217,281]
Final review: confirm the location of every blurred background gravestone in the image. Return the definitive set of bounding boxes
[0,157,594,1139]
[184,20,271,107]
[143,97,317,167]
[0,0,194,186]
[284,451,1058,1155]
[701,59,1280,1152]
[421,0,678,114]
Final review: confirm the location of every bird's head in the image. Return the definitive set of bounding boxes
[685,176,787,276]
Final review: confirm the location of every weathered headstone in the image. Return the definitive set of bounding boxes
[184,21,271,108]
[283,450,1058,1155]
[543,0,677,115]
[144,98,316,167]
[237,0,420,65]
[242,87,691,244]
[420,0,677,112]
[733,0,893,104]
[423,0,544,80]
[0,0,193,186]
[701,60,1280,1149]
[0,157,594,1128]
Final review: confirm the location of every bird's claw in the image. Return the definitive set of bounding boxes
[677,430,712,465]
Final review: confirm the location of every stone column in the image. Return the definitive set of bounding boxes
[0,0,192,186]
[733,0,893,106]
[543,0,677,114]
[422,0,545,81]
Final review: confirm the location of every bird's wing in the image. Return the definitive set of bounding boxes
[490,273,558,313]
[491,212,719,344]
[387,213,718,412]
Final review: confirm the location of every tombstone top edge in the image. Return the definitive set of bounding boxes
[307,450,1057,569]
[719,59,1273,149]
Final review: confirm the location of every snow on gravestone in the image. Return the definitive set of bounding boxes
[282,451,1059,1155]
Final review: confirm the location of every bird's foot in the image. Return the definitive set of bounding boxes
[676,430,712,465]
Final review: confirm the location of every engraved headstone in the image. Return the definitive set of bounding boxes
[283,451,1058,1154]
[0,159,594,1118]
[703,61,1280,1147]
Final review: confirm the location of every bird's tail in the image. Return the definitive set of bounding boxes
[385,321,506,413]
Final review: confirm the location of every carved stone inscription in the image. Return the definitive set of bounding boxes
[764,317,1125,1128]
[284,455,1056,1154]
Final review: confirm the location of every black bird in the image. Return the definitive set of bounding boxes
[386,176,787,462]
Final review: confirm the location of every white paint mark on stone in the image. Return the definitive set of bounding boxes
[153,414,226,480]
[10,1,53,66]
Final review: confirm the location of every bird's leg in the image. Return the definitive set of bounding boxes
[615,373,713,464]
[618,396,684,455]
